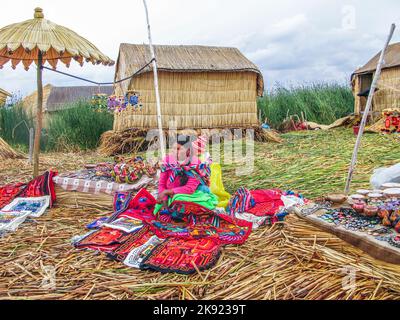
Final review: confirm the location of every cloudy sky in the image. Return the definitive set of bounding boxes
[1,0,399,97]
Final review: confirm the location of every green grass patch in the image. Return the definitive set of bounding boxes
[0,104,34,149]
[220,129,400,198]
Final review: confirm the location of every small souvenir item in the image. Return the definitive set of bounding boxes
[364,205,379,217]
[383,188,400,201]
[382,183,400,189]
[350,194,365,201]
[352,202,365,214]
[378,209,388,219]
[326,194,347,204]
[357,189,370,196]
[349,194,366,211]
[367,193,384,207]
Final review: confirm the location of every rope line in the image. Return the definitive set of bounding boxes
[41,58,155,86]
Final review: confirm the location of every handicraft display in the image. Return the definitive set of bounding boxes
[107,90,143,113]
[295,183,400,264]
[381,108,400,134]
[91,93,108,112]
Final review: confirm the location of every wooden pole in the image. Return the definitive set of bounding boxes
[28,127,34,164]
[143,0,166,160]
[33,51,43,177]
[344,24,396,194]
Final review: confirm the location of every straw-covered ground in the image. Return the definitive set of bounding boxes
[0,128,400,300]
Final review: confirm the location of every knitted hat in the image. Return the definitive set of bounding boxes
[192,135,208,154]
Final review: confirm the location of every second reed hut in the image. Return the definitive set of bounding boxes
[0,88,11,106]
[22,84,114,115]
[113,44,264,131]
[352,42,400,115]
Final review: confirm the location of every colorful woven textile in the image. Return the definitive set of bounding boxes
[123,235,163,269]
[226,188,302,227]
[161,161,211,187]
[1,196,50,218]
[74,188,252,274]
[247,189,284,217]
[226,187,255,216]
[53,173,153,195]
[107,225,153,262]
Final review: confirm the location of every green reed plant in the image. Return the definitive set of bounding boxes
[45,101,114,151]
[258,82,354,128]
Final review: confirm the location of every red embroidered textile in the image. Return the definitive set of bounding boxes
[18,170,58,207]
[0,183,26,209]
[247,189,285,217]
[107,226,153,262]
[112,188,156,222]
[0,170,58,209]
[141,238,221,274]
[75,227,132,253]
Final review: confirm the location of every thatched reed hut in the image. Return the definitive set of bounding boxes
[352,42,400,115]
[0,88,11,106]
[22,84,113,115]
[113,44,264,131]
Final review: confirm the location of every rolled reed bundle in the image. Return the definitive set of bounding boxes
[55,186,113,211]
[0,138,24,160]
[98,127,282,156]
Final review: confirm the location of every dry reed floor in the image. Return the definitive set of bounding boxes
[0,129,399,300]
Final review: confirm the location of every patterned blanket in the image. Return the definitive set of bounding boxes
[53,173,155,195]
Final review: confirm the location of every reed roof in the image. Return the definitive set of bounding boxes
[116,44,264,96]
[24,84,113,112]
[353,42,400,75]
[0,88,11,97]
[0,8,114,70]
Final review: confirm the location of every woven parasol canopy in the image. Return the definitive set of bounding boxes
[0,7,114,176]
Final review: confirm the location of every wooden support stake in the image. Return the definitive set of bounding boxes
[33,51,43,177]
[345,24,396,194]
[28,127,34,164]
[143,0,166,159]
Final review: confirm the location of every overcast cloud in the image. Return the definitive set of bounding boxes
[1,0,400,97]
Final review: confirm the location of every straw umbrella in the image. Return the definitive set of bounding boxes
[0,7,114,176]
